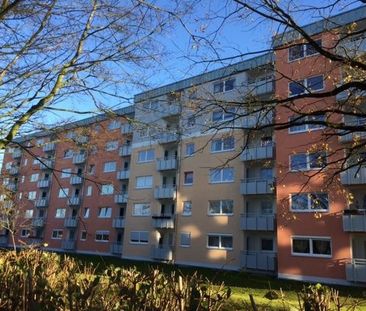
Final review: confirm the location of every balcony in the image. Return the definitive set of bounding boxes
[112,217,126,228]
[29,237,43,244]
[240,177,275,195]
[114,194,128,204]
[119,145,132,157]
[154,186,176,199]
[6,183,17,192]
[0,235,8,246]
[43,142,56,152]
[121,123,133,134]
[64,217,78,228]
[152,215,175,229]
[240,144,274,161]
[117,170,130,180]
[75,136,89,144]
[61,239,75,250]
[340,167,366,185]
[343,212,366,232]
[32,217,45,227]
[37,179,50,188]
[336,88,366,102]
[72,153,86,164]
[242,111,273,128]
[12,149,22,159]
[160,104,180,118]
[156,158,178,171]
[241,251,276,272]
[247,80,274,96]
[110,243,123,255]
[34,198,48,208]
[67,196,80,206]
[346,259,366,283]
[240,214,275,231]
[157,133,179,144]
[39,160,54,170]
[7,166,19,175]
[151,245,173,261]
[337,35,366,57]
[70,176,83,185]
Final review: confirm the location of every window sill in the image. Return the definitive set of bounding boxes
[290,209,328,213]
[291,253,332,258]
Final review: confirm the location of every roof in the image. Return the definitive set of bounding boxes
[272,5,366,47]
[134,52,274,103]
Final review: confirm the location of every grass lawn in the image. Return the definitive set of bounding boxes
[68,253,366,310]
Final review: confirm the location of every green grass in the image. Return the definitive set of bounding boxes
[68,253,366,310]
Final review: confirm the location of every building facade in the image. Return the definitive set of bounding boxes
[1,6,365,285]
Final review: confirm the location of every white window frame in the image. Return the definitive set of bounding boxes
[105,140,119,151]
[212,107,235,122]
[101,184,114,195]
[28,191,37,200]
[207,234,233,250]
[61,168,72,178]
[180,232,191,247]
[289,152,327,172]
[58,188,69,198]
[137,149,155,163]
[135,176,153,189]
[30,173,39,182]
[209,168,234,183]
[51,229,63,240]
[132,203,151,216]
[108,120,121,131]
[290,193,329,212]
[80,231,87,241]
[210,136,235,153]
[213,78,236,94]
[21,229,30,238]
[182,201,192,216]
[291,236,332,258]
[130,231,149,244]
[208,200,234,216]
[103,161,117,173]
[24,209,34,219]
[95,230,110,242]
[98,207,111,218]
[86,186,92,196]
[83,207,90,219]
[288,39,321,62]
[185,143,195,157]
[288,115,326,134]
[288,75,324,97]
[183,171,194,185]
[55,208,66,218]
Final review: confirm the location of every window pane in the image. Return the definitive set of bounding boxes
[180,233,191,246]
[292,238,310,254]
[289,116,306,133]
[223,108,235,120]
[223,168,234,181]
[307,75,323,91]
[289,45,304,61]
[261,238,274,251]
[140,232,149,243]
[212,110,223,122]
[221,200,233,214]
[183,201,192,215]
[221,236,233,249]
[290,154,307,170]
[310,193,328,210]
[210,169,221,183]
[309,152,326,169]
[225,79,235,91]
[223,137,234,150]
[291,194,308,210]
[213,82,223,94]
[306,39,321,56]
[211,139,222,152]
[289,81,305,96]
[209,201,221,214]
[312,239,331,255]
[208,235,220,247]
[309,114,326,129]
[184,172,193,184]
[186,143,195,156]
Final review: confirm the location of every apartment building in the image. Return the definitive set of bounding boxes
[0,6,365,285]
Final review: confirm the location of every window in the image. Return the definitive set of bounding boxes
[24,209,33,219]
[209,168,234,183]
[80,231,87,241]
[61,168,72,178]
[87,164,95,175]
[288,39,321,61]
[212,108,235,122]
[207,234,233,250]
[184,171,194,185]
[33,159,40,165]
[86,186,92,196]
[58,188,69,198]
[261,238,274,251]
[290,152,327,171]
[30,173,39,182]
[136,176,153,189]
[289,75,324,96]
[187,116,195,128]
[291,193,328,212]
[103,161,116,173]
[28,191,36,200]
[143,101,158,110]
[213,79,235,93]
[98,207,111,218]
[132,203,151,216]
[185,143,195,156]
[55,208,66,218]
[95,231,110,242]
[21,176,25,183]
[83,208,90,218]
[182,201,192,216]
[208,200,233,215]
[211,136,235,152]
[23,158,28,166]
[64,150,73,158]
[36,138,44,146]
[289,115,325,133]
[130,231,149,244]
[137,149,155,163]
[105,141,118,151]
[180,232,191,247]
[292,236,331,257]
[108,120,120,131]
[21,229,30,238]
[101,184,114,195]
[52,229,63,239]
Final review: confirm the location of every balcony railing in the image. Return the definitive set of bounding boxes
[61,240,76,250]
[346,259,366,282]
[64,217,78,228]
[246,80,274,96]
[157,133,179,144]
[240,177,275,195]
[75,136,89,144]
[121,123,133,134]
[70,176,83,185]
[336,36,366,57]
[114,194,128,204]
[37,179,50,188]
[156,158,178,171]
[241,251,276,272]
[340,167,366,185]
[110,243,123,255]
[159,104,180,118]
[43,142,56,152]
[6,183,17,192]
[119,145,132,156]
[29,237,43,244]
[117,170,130,180]
[72,153,86,164]
[12,149,22,159]
[39,160,54,170]
[67,196,80,206]
[34,198,48,208]
[343,213,366,232]
[242,111,273,128]
[240,144,274,161]
[152,215,175,229]
[240,214,275,231]
[154,186,176,199]
[7,166,19,175]
[112,217,126,228]
[151,245,173,261]
[32,217,45,227]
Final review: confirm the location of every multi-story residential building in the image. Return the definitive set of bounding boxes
[0,6,365,285]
